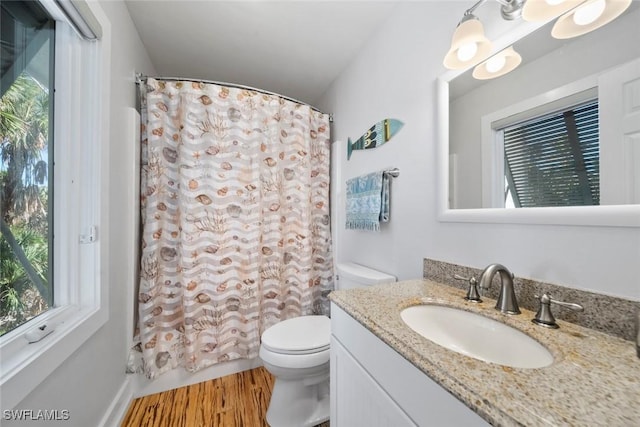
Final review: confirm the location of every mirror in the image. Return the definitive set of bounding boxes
[437,3,640,227]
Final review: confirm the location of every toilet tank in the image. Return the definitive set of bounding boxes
[336,262,396,290]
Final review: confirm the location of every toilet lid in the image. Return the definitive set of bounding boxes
[261,315,330,354]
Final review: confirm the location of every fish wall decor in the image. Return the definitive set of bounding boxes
[347,118,404,160]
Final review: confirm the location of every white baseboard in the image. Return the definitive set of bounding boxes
[131,357,263,398]
[98,376,133,427]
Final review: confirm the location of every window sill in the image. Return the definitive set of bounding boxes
[0,303,108,410]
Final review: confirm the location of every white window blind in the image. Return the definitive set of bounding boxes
[502,99,599,208]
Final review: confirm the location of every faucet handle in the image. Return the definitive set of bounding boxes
[547,295,583,312]
[532,293,584,329]
[454,274,482,303]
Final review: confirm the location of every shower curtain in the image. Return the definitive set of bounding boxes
[135,78,333,379]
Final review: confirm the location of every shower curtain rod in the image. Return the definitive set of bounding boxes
[135,73,333,122]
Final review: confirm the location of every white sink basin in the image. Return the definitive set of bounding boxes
[400,305,553,369]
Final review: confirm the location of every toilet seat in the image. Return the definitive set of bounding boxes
[261,315,330,354]
[260,346,330,369]
[260,315,331,369]
[262,342,330,355]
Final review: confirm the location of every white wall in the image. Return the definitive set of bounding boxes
[7,3,638,424]
[4,2,156,425]
[318,2,640,301]
[450,6,640,208]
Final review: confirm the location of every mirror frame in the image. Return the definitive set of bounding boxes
[436,19,640,228]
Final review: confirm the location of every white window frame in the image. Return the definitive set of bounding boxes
[0,0,110,410]
[480,75,598,208]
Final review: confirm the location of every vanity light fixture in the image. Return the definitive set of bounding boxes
[521,0,586,22]
[445,0,632,73]
[472,46,522,79]
[443,14,493,70]
[443,0,525,70]
[550,0,632,39]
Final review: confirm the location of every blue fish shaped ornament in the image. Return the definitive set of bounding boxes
[347,118,404,160]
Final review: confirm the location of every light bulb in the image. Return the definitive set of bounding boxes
[545,0,565,5]
[458,42,478,62]
[485,55,506,73]
[573,0,606,26]
[457,42,478,62]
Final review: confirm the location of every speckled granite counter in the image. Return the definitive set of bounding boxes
[329,279,640,426]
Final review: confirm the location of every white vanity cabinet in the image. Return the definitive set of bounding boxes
[330,303,488,427]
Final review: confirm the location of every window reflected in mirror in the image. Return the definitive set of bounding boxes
[500,99,599,208]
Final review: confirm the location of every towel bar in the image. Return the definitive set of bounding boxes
[384,168,400,178]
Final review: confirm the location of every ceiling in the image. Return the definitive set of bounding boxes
[125,1,400,106]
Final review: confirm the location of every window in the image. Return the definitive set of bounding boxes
[1,0,55,336]
[0,0,107,411]
[501,100,599,208]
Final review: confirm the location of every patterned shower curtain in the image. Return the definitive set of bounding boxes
[135,78,333,379]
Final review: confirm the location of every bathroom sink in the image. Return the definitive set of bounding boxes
[400,305,553,369]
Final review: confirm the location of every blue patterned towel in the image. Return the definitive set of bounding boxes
[346,171,390,231]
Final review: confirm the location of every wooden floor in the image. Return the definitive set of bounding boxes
[121,367,330,427]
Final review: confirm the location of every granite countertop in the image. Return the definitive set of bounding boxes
[329,279,640,426]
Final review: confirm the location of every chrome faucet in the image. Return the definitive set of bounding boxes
[478,263,521,315]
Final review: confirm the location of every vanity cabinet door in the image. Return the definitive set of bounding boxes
[330,336,416,427]
[330,303,488,427]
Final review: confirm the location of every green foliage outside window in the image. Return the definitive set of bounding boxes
[1,74,51,335]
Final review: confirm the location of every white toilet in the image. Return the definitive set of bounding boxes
[259,262,396,427]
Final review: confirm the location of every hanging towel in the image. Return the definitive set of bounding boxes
[345,170,391,231]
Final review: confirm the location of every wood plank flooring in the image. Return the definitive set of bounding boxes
[121,367,330,427]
